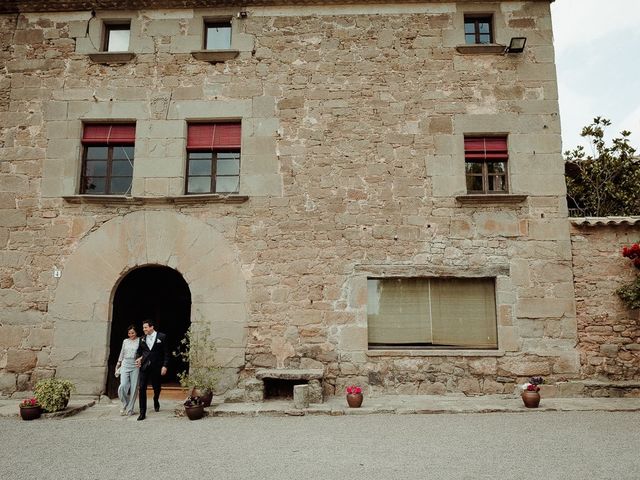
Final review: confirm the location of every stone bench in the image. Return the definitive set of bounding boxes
[250,369,324,404]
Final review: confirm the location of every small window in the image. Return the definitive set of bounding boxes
[367,278,498,349]
[103,22,131,52]
[464,136,508,194]
[464,15,493,45]
[81,124,136,195]
[205,21,232,50]
[186,123,241,194]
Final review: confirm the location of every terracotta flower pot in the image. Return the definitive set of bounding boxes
[521,390,541,408]
[346,393,363,408]
[19,405,41,421]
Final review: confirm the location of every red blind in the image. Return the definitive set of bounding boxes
[82,124,136,144]
[464,137,508,160]
[187,123,241,150]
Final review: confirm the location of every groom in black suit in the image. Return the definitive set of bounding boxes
[135,319,169,421]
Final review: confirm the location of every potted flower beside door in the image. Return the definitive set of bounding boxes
[19,398,41,420]
[346,385,364,408]
[521,376,544,408]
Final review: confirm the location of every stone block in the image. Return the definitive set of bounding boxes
[338,326,367,351]
[308,379,323,403]
[6,349,37,373]
[474,212,521,237]
[293,384,310,409]
[468,358,497,375]
[0,209,27,227]
[516,298,575,319]
[0,325,24,348]
[244,379,264,402]
[0,373,17,394]
[26,328,53,349]
[498,357,552,376]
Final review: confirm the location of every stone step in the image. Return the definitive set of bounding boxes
[551,380,640,398]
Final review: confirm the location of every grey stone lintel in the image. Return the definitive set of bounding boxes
[455,194,527,205]
[88,52,136,64]
[256,369,324,381]
[191,50,240,63]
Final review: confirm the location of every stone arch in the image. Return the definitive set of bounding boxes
[49,210,247,395]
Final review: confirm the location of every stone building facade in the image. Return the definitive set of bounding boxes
[0,0,596,399]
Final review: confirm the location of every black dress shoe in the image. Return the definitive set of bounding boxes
[137,414,146,421]
[154,401,160,412]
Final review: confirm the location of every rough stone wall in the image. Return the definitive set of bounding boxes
[571,222,640,380]
[0,2,578,398]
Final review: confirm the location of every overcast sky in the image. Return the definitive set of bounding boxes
[551,0,640,154]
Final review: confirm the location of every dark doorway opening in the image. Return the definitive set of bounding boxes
[263,379,309,400]
[106,265,191,398]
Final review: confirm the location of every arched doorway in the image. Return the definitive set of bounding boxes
[105,265,191,398]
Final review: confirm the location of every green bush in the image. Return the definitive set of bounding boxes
[173,325,219,395]
[34,378,75,412]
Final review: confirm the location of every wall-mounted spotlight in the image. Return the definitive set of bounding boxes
[505,37,527,53]
[237,10,248,19]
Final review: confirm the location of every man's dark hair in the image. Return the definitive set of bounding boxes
[142,319,155,328]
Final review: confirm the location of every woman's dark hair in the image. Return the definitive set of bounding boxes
[127,324,137,335]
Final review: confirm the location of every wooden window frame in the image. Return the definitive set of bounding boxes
[464,136,509,194]
[81,145,135,195]
[185,150,241,195]
[367,277,498,350]
[464,15,493,45]
[102,21,131,52]
[204,20,232,50]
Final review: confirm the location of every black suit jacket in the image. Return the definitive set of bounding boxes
[137,332,169,372]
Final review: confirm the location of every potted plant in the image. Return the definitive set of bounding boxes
[19,397,41,420]
[173,325,219,407]
[183,395,205,421]
[34,378,75,413]
[521,376,544,408]
[346,385,364,408]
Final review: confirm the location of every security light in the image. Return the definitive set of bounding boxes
[505,37,527,53]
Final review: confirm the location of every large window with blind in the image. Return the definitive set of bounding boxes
[464,136,508,194]
[186,123,241,194]
[367,278,498,349]
[80,124,135,195]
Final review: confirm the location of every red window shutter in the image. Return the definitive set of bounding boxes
[83,124,136,144]
[187,123,241,150]
[464,136,508,160]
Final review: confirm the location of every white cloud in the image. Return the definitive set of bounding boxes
[552,0,640,153]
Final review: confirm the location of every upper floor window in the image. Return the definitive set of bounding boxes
[367,277,498,349]
[464,15,493,44]
[464,136,508,194]
[81,124,135,195]
[103,22,131,52]
[186,123,241,194]
[205,21,232,50]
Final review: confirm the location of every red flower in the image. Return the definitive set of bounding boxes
[346,385,362,395]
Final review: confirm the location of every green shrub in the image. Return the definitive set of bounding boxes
[34,378,75,412]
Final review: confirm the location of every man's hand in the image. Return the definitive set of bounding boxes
[161,367,167,376]
[135,357,142,368]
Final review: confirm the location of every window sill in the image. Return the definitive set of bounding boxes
[88,52,136,64]
[63,194,249,205]
[455,44,506,55]
[191,50,240,63]
[367,349,505,358]
[455,194,527,206]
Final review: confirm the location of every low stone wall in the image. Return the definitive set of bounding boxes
[571,219,640,380]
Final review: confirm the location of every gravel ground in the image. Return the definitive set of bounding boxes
[2,411,639,480]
